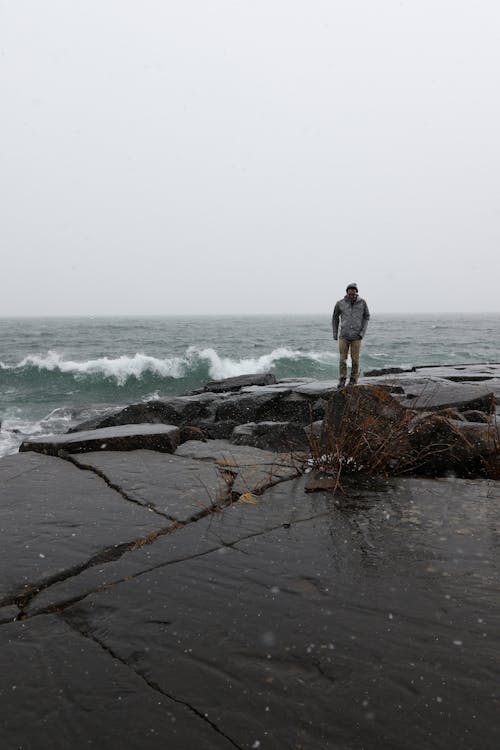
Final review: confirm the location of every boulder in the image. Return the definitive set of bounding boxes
[214,391,286,423]
[395,380,495,414]
[72,394,217,432]
[197,419,239,440]
[365,366,416,376]
[321,385,413,473]
[198,372,277,393]
[20,424,181,456]
[409,415,499,477]
[231,421,309,452]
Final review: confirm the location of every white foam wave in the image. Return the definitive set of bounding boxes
[10,346,335,385]
[17,350,190,386]
[196,347,335,380]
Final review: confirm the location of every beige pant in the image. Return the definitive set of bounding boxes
[338,337,362,382]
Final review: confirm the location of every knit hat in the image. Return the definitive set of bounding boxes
[346,283,358,292]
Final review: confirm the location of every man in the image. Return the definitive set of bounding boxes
[332,283,370,388]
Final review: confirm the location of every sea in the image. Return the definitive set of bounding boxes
[1,313,499,458]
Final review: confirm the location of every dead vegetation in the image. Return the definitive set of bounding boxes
[307,384,499,493]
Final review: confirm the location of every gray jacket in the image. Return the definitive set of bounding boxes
[332,296,370,341]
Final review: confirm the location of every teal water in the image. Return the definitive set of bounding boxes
[1,313,499,456]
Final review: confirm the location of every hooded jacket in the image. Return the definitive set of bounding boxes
[332,295,370,341]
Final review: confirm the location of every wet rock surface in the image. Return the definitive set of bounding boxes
[1,457,500,749]
[0,452,165,606]
[2,364,500,749]
[72,449,230,520]
[20,423,181,456]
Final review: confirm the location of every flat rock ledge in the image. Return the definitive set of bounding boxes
[20,423,181,456]
[2,366,500,749]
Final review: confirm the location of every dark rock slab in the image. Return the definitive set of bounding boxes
[365,366,416,376]
[213,389,323,425]
[56,476,500,750]
[415,363,500,380]
[0,452,166,606]
[25,477,325,615]
[321,384,412,473]
[198,372,277,393]
[213,390,286,423]
[20,423,181,456]
[0,615,236,749]
[268,392,321,422]
[70,394,218,432]
[197,419,239,440]
[394,379,496,413]
[240,381,308,395]
[291,379,338,397]
[232,420,309,451]
[175,439,303,495]
[409,415,499,476]
[73,449,230,520]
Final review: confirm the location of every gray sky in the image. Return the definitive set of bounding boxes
[1,0,499,315]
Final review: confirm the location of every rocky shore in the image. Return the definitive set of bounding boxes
[1,364,499,749]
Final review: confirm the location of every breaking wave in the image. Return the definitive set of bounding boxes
[1,346,336,392]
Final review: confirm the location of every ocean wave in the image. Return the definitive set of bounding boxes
[5,347,336,386]
[15,350,188,386]
[197,347,334,380]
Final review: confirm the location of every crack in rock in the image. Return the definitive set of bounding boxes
[20,509,332,620]
[10,535,167,612]
[61,613,244,750]
[60,451,174,521]
[11,493,238,616]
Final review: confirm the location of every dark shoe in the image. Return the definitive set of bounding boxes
[338,378,346,389]
[348,379,357,386]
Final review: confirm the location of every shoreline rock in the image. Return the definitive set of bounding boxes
[2,366,500,749]
[19,365,500,479]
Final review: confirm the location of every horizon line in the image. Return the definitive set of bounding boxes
[1,310,500,319]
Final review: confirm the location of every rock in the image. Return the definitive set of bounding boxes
[321,385,413,472]
[72,449,230,520]
[3,476,498,749]
[179,425,207,442]
[198,372,277,393]
[365,366,416,376]
[1,614,234,749]
[24,365,499,480]
[3,381,500,750]
[214,391,287,423]
[395,380,495,413]
[231,421,309,452]
[74,394,217,431]
[197,419,239,440]
[319,382,499,479]
[0,452,165,606]
[20,424,181,456]
[408,415,499,476]
[175,439,303,496]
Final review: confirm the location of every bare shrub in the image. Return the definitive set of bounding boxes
[309,385,500,491]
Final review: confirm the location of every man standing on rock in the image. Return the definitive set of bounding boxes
[332,283,370,388]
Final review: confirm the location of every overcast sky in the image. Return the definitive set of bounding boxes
[1,0,499,316]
